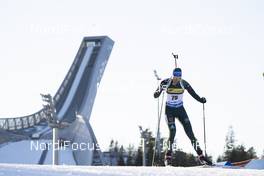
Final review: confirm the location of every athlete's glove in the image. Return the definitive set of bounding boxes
[154,91,161,98]
[200,97,207,103]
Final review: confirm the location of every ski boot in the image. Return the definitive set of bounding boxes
[192,141,213,166]
[198,154,213,166]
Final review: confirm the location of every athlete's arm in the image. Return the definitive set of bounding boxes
[182,80,206,103]
[153,78,170,98]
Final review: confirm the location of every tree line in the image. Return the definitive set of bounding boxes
[105,129,202,166]
[217,126,258,163]
[105,126,262,166]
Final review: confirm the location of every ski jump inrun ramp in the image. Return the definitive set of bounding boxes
[0,36,114,166]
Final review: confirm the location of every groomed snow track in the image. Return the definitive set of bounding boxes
[0,36,114,165]
[0,164,263,176]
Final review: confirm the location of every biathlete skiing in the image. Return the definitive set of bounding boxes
[153,67,212,166]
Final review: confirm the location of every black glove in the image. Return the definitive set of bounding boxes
[154,91,161,98]
[200,97,207,103]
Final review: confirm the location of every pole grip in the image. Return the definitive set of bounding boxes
[172,53,178,68]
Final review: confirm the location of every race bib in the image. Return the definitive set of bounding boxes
[166,94,183,107]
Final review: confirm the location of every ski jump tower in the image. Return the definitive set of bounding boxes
[0,36,114,165]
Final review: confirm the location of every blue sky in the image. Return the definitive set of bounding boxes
[0,0,264,160]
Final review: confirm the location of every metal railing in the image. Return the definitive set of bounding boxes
[0,109,47,131]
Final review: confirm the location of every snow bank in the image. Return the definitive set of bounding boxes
[245,159,264,170]
[0,164,263,176]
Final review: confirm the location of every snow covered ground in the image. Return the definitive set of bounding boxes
[0,164,263,176]
[0,140,75,165]
[1,140,263,176]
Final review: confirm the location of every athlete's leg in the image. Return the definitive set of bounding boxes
[165,106,176,152]
[177,106,203,155]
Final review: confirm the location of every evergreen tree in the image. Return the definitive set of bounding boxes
[108,140,121,166]
[219,127,258,163]
[152,138,167,166]
[261,150,264,159]
[114,141,119,154]
[225,126,235,150]
[223,145,257,163]
[171,149,199,167]
[126,144,135,166]
[223,126,236,161]
[117,145,125,166]
[217,155,224,162]
[247,147,257,159]
[146,137,155,166]
[109,140,115,165]
[135,147,143,166]
[137,127,152,166]
[229,144,248,162]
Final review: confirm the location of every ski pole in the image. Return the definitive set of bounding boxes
[154,70,161,129]
[172,53,178,68]
[203,103,207,157]
[152,91,165,166]
[154,70,161,134]
[152,70,162,166]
